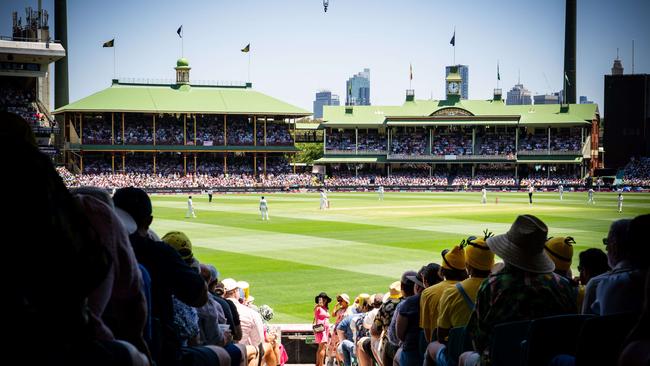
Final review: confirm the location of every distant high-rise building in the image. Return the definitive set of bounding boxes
[446,65,469,99]
[612,58,624,75]
[604,74,650,169]
[346,68,370,105]
[534,94,560,105]
[313,90,340,119]
[506,83,532,105]
[579,95,594,104]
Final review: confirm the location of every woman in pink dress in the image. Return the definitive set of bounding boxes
[314,292,332,366]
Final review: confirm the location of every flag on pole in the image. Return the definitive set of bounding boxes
[241,43,250,53]
[564,72,571,86]
[497,62,500,81]
[177,25,183,38]
[409,63,413,81]
[450,31,455,46]
[102,39,114,48]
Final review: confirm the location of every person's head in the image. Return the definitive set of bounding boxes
[336,293,350,308]
[113,187,153,234]
[221,278,239,299]
[544,236,576,278]
[161,231,194,265]
[189,195,192,199]
[371,293,384,309]
[578,248,610,285]
[626,214,650,268]
[388,281,401,299]
[605,219,632,267]
[315,292,332,308]
[486,214,554,274]
[465,235,495,278]
[421,263,443,287]
[261,196,265,199]
[440,245,468,281]
[400,270,418,297]
[354,293,371,312]
[71,187,114,209]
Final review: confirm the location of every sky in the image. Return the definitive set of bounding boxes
[2,0,649,115]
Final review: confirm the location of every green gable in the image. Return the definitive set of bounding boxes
[322,99,598,127]
[54,81,311,116]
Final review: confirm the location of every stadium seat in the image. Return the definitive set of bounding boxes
[447,326,472,366]
[488,320,531,366]
[575,312,638,366]
[520,314,594,366]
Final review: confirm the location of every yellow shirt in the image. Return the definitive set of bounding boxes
[437,277,485,331]
[419,280,458,338]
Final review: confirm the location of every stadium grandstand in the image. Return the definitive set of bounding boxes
[315,68,601,189]
[0,5,64,158]
[53,57,314,190]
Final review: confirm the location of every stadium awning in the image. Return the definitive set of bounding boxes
[315,156,386,163]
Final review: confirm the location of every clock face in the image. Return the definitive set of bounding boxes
[448,82,460,94]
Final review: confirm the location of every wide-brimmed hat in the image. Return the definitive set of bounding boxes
[544,237,575,272]
[337,293,350,304]
[315,292,332,304]
[405,274,425,288]
[486,215,554,273]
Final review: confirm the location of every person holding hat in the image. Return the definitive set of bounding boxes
[461,215,577,366]
[314,292,332,366]
[426,234,495,366]
[420,246,468,343]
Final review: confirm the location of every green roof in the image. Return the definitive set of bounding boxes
[322,99,598,126]
[54,82,311,116]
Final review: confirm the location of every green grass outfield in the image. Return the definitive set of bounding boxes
[149,191,650,323]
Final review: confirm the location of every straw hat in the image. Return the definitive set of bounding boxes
[486,215,554,273]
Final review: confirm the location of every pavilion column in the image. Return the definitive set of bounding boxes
[254,154,257,176]
[184,115,187,145]
[429,128,433,155]
[224,115,227,145]
[547,127,551,153]
[193,115,197,145]
[472,164,475,179]
[111,113,115,144]
[515,128,519,153]
[153,114,156,146]
[264,118,267,146]
[153,154,156,175]
[323,128,327,154]
[472,127,476,154]
[80,113,83,144]
[122,153,125,172]
[183,154,187,176]
[111,153,115,173]
[194,154,197,174]
[224,154,227,174]
[121,113,125,145]
[254,116,257,146]
[387,128,391,153]
[355,127,358,155]
[263,154,267,177]
[80,152,83,173]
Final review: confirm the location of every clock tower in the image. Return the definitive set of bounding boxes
[446,65,462,101]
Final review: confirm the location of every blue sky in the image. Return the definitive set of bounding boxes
[2,0,649,114]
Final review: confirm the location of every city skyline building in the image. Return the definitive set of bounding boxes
[506,83,532,105]
[446,65,469,99]
[534,93,560,104]
[313,90,340,118]
[346,68,370,106]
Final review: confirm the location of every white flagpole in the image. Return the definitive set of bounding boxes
[113,37,116,79]
[248,49,251,83]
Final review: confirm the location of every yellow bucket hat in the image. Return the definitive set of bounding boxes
[442,245,466,271]
[544,236,575,272]
[465,234,495,271]
[162,231,193,262]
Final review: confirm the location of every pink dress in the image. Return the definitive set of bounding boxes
[314,306,330,343]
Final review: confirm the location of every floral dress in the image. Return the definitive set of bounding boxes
[314,306,330,343]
